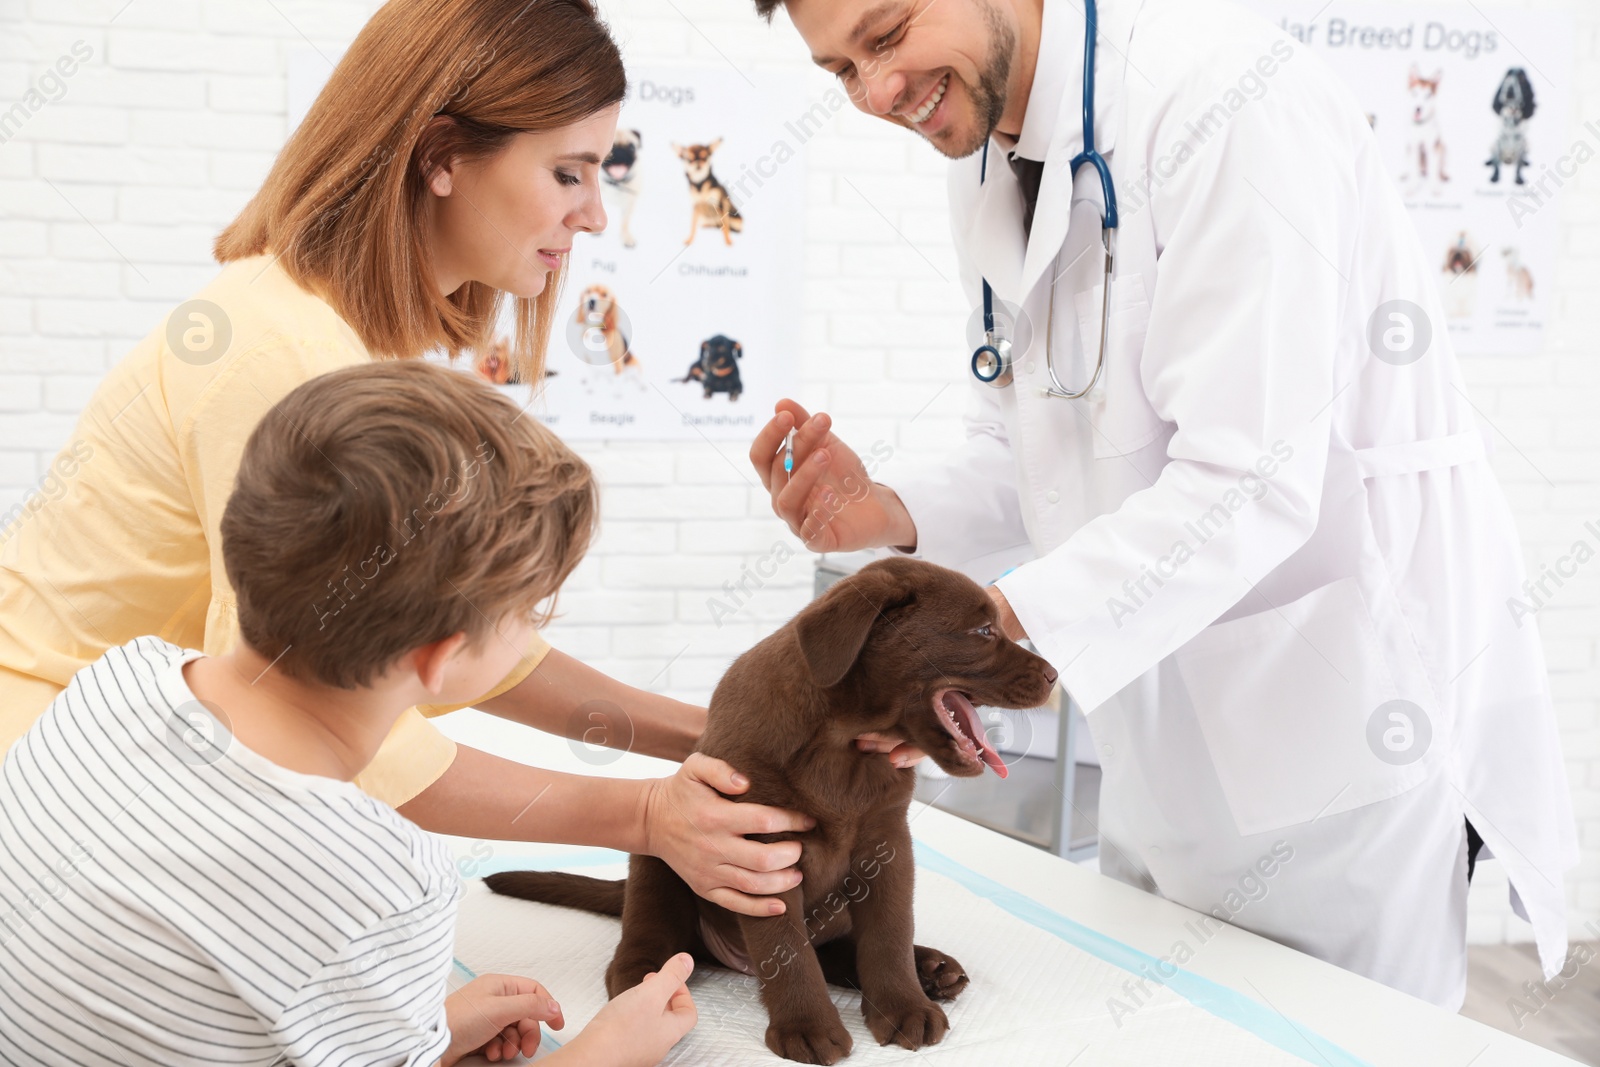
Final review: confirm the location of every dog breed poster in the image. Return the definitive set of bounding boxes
[1244,1,1572,356]
[522,65,805,440]
[289,60,808,440]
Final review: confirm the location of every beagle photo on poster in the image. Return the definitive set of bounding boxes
[574,284,646,395]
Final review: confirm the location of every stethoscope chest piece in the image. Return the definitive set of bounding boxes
[971,337,1013,387]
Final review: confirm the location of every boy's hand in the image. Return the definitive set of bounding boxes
[565,953,697,1067]
[643,754,815,917]
[441,974,564,1065]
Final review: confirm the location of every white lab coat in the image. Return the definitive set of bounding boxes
[889,0,1577,1007]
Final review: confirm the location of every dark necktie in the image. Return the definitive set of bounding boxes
[1009,153,1045,237]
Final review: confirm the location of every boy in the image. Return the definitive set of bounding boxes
[0,361,696,1066]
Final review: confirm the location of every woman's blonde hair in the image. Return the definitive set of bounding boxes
[216,0,626,376]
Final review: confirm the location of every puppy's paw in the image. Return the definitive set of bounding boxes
[914,944,970,1001]
[764,1018,853,1065]
[603,958,652,1000]
[864,995,949,1050]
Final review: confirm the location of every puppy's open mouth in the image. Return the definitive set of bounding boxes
[934,689,1007,778]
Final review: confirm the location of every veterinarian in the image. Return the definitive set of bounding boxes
[0,0,928,923]
[749,0,1577,1007]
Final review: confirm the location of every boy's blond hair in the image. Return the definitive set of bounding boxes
[221,361,596,688]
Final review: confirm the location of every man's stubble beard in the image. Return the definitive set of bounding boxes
[932,1,1014,159]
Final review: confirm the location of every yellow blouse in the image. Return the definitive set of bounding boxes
[0,255,548,805]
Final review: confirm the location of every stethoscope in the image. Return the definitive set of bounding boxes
[971,0,1118,398]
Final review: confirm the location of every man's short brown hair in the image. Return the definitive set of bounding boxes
[221,361,596,689]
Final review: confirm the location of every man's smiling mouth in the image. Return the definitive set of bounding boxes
[906,73,950,125]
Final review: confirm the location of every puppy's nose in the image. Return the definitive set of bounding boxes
[1043,665,1059,686]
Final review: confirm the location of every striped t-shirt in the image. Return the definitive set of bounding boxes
[0,637,460,1066]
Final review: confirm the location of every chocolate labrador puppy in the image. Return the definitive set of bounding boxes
[487,558,1056,1064]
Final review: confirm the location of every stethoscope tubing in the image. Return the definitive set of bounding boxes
[972,0,1118,398]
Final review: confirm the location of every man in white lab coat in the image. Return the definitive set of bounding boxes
[748,0,1577,1007]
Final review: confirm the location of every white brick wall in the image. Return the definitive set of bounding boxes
[1,0,1595,944]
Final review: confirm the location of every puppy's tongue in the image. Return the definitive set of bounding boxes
[944,691,1008,779]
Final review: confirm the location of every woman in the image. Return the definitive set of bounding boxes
[0,0,919,918]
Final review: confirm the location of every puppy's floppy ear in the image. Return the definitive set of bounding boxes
[794,563,915,687]
[733,341,743,359]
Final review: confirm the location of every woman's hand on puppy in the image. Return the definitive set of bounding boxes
[643,753,814,916]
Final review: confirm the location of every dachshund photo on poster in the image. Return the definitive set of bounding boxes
[676,333,743,401]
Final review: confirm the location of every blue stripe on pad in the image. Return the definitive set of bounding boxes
[912,841,1371,1067]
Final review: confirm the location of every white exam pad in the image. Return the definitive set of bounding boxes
[450,843,1370,1066]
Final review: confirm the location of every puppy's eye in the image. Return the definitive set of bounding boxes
[971,624,994,639]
